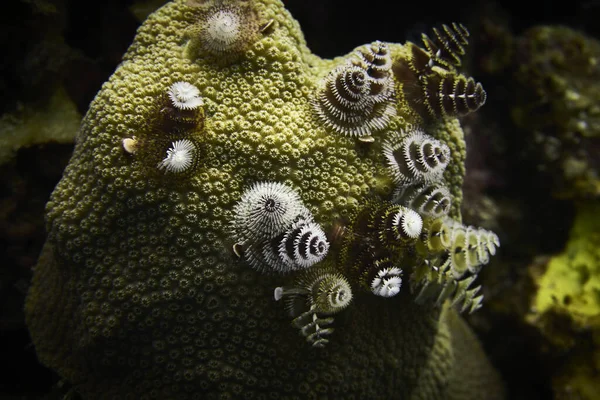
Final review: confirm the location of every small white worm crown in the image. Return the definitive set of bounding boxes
[374,204,423,244]
[167,81,204,110]
[205,9,240,49]
[393,183,452,218]
[232,182,330,274]
[312,41,396,139]
[390,207,423,240]
[371,266,403,298]
[382,128,451,186]
[157,139,196,173]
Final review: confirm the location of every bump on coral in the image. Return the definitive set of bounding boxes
[23,1,506,396]
[184,0,262,65]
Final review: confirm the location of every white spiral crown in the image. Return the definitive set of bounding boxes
[382,128,451,186]
[232,182,331,274]
[278,221,330,269]
[393,183,452,218]
[232,182,306,243]
[157,139,196,173]
[312,41,396,138]
[371,267,403,298]
[167,82,204,110]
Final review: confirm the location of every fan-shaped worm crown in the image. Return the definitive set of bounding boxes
[157,139,197,173]
[274,268,353,347]
[411,256,484,314]
[147,81,207,133]
[420,72,487,118]
[231,182,330,274]
[421,23,470,71]
[418,217,500,279]
[382,128,451,186]
[393,183,452,219]
[312,41,396,139]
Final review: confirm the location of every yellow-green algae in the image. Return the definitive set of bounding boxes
[25,0,504,398]
[0,86,80,164]
[529,202,600,399]
[533,202,600,321]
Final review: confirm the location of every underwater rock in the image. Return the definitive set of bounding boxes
[512,26,600,199]
[25,0,505,398]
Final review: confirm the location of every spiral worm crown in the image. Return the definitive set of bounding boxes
[312,41,396,138]
[382,128,451,186]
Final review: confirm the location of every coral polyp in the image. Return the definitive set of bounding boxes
[24,1,505,399]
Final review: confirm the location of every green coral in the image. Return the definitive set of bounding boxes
[533,202,600,321]
[25,0,504,398]
[528,201,600,399]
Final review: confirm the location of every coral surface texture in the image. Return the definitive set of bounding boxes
[25,0,505,398]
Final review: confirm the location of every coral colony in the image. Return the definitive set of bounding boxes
[25,0,504,398]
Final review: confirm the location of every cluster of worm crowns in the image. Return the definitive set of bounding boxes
[128,5,498,349]
[121,81,205,175]
[224,22,499,348]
